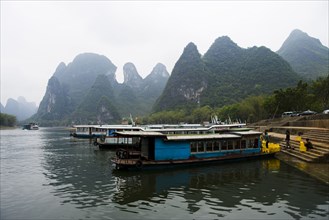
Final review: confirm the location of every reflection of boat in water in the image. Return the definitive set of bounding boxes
[111,158,329,219]
[22,122,39,130]
[112,130,280,170]
[112,159,279,204]
[38,128,328,218]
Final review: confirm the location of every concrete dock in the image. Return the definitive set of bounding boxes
[251,115,329,185]
[275,152,329,184]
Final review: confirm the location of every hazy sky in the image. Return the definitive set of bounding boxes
[1,1,328,106]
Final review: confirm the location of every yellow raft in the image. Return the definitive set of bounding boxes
[261,140,281,153]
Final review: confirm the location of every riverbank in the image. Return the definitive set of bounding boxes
[275,152,329,184]
[0,126,17,130]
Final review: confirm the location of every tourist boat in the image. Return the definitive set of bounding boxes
[111,130,280,170]
[69,125,108,139]
[93,123,247,149]
[22,122,39,130]
[93,125,145,148]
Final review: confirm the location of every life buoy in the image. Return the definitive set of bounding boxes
[135,160,143,169]
[122,151,128,159]
[116,150,121,158]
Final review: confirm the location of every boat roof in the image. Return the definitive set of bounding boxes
[72,123,247,132]
[72,125,144,130]
[72,125,100,128]
[165,133,240,141]
[230,130,262,136]
[115,131,165,137]
[115,131,243,140]
[95,125,144,130]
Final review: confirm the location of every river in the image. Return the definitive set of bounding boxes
[1,127,328,219]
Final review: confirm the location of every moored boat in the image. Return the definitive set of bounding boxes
[69,125,107,139]
[93,125,144,148]
[94,123,247,149]
[111,130,280,170]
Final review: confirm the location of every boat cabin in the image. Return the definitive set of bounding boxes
[112,130,266,170]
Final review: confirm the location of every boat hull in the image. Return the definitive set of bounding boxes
[70,133,104,139]
[112,152,277,171]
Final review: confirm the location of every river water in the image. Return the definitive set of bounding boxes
[1,127,328,220]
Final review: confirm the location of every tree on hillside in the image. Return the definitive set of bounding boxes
[311,75,329,110]
[0,113,17,127]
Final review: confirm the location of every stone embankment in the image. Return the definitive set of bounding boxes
[251,114,329,184]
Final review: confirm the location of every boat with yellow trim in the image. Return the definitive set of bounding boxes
[112,130,280,170]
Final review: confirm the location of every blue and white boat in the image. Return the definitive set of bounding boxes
[93,123,247,149]
[112,130,280,170]
[22,122,39,130]
[69,125,108,139]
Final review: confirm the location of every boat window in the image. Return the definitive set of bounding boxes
[234,140,240,149]
[106,138,117,144]
[221,140,228,150]
[191,142,197,153]
[206,141,213,152]
[132,137,140,145]
[228,140,233,150]
[214,141,220,151]
[197,142,205,152]
[254,138,259,148]
[241,140,246,149]
[247,139,253,148]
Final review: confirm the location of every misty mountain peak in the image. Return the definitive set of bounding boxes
[173,42,202,67]
[277,29,328,79]
[17,96,27,103]
[54,53,117,82]
[203,36,242,65]
[55,62,67,74]
[3,97,37,121]
[183,42,200,57]
[279,29,323,51]
[123,62,143,88]
[149,63,170,79]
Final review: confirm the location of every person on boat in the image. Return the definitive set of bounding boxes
[263,131,269,148]
[285,130,291,149]
[305,138,314,151]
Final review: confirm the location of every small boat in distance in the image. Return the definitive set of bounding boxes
[22,122,39,130]
[112,129,280,170]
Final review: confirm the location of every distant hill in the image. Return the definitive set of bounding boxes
[277,29,329,79]
[154,36,300,111]
[33,53,169,125]
[154,43,207,111]
[0,103,4,112]
[71,74,121,124]
[115,63,170,116]
[1,97,37,121]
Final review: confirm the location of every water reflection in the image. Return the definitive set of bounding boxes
[39,128,328,219]
[40,128,116,209]
[112,159,329,219]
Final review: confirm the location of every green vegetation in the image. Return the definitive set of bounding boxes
[143,76,329,124]
[71,75,121,124]
[0,113,17,127]
[154,36,300,112]
[266,75,329,115]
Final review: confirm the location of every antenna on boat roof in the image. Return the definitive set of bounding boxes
[211,114,220,124]
[130,114,135,126]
